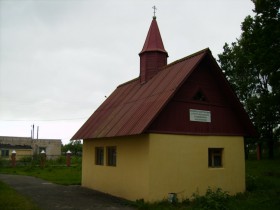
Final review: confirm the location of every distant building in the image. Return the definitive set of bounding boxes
[72,16,256,201]
[0,136,61,158]
[0,143,32,159]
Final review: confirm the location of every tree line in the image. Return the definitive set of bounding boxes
[218,0,280,159]
[61,139,82,156]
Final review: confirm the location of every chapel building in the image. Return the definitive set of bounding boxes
[72,15,256,201]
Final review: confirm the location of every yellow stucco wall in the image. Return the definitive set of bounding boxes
[148,134,245,201]
[82,134,245,202]
[15,149,33,158]
[82,135,150,201]
[0,149,33,160]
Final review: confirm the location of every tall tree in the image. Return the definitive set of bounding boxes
[218,0,280,159]
[62,140,83,156]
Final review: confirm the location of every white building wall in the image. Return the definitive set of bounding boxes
[0,136,61,156]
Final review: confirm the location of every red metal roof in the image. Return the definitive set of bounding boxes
[71,48,208,140]
[139,17,168,55]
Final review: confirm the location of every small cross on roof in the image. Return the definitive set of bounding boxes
[152,5,157,18]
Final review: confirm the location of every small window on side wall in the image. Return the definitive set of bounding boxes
[107,146,116,166]
[208,148,223,168]
[1,149,9,157]
[95,147,104,165]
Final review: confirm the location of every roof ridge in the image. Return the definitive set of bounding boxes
[163,48,210,70]
[117,48,210,89]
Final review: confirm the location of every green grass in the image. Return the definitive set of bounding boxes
[0,181,41,210]
[228,158,280,210]
[0,165,81,185]
[0,164,81,210]
[1,158,280,210]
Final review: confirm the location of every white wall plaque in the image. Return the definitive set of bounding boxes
[189,109,211,122]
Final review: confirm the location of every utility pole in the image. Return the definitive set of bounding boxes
[31,124,35,139]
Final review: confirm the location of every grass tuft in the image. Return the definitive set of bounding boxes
[0,165,81,185]
[0,181,41,210]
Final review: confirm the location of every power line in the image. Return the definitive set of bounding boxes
[0,118,87,122]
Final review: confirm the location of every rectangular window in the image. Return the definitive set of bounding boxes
[208,148,223,168]
[1,149,9,157]
[95,147,104,165]
[107,146,116,166]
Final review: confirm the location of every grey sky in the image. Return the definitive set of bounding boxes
[0,0,254,144]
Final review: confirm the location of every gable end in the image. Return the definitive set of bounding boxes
[147,54,257,137]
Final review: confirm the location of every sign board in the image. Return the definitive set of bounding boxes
[189,109,211,122]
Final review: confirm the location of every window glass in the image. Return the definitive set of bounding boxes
[95,147,104,165]
[107,146,116,166]
[1,149,9,157]
[208,148,223,168]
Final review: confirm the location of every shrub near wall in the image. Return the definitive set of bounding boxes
[191,188,230,210]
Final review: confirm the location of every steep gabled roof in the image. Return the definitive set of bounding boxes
[72,49,209,140]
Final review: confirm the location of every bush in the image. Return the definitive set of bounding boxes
[134,199,179,210]
[191,188,230,210]
[18,156,33,166]
[0,157,10,167]
[246,174,258,191]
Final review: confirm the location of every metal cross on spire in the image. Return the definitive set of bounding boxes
[152,5,157,18]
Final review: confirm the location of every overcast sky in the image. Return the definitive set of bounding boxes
[0,0,254,144]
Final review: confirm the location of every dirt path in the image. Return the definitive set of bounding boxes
[0,174,136,210]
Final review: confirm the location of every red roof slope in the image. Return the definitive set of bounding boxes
[72,49,208,140]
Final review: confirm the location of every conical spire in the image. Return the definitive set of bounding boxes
[139,17,168,55]
[139,17,168,84]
